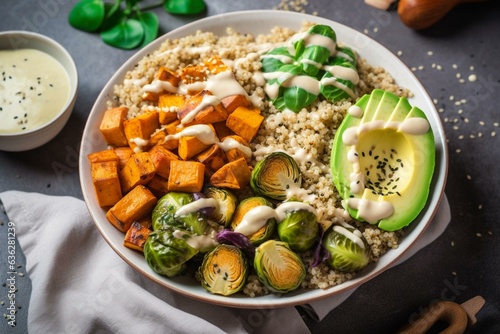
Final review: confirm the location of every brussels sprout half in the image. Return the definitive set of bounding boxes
[254,240,306,293]
[322,224,370,272]
[230,197,276,246]
[144,230,199,278]
[204,187,238,227]
[277,208,319,253]
[152,192,212,236]
[250,152,302,201]
[199,244,248,296]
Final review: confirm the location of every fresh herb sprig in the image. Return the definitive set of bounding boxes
[68,0,206,50]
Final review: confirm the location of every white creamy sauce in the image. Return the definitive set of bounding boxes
[129,137,149,153]
[282,75,321,95]
[260,53,294,64]
[290,31,337,55]
[320,76,356,99]
[323,65,359,84]
[0,49,70,134]
[348,105,363,117]
[347,198,394,223]
[234,202,317,236]
[275,201,317,221]
[181,94,220,125]
[219,137,252,158]
[142,69,249,103]
[336,50,355,63]
[163,124,252,157]
[333,225,366,250]
[175,198,219,216]
[234,206,277,236]
[173,229,218,252]
[342,118,430,146]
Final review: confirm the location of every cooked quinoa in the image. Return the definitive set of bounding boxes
[107,22,410,296]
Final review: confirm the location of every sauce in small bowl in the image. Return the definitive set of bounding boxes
[0,31,78,151]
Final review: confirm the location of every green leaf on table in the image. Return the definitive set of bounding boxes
[100,3,126,31]
[138,12,159,47]
[101,18,145,49]
[164,0,206,15]
[69,0,106,32]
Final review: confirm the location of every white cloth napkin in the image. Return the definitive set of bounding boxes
[0,191,450,333]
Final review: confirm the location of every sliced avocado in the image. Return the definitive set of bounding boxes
[331,89,435,231]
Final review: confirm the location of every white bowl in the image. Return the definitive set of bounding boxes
[0,31,78,151]
[79,10,448,308]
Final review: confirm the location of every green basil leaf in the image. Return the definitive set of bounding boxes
[100,4,125,31]
[164,0,206,15]
[68,0,105,32]
[100,18,144,49]
[283,86,317,112]
[105,0,122,19]
[138,12,159,47]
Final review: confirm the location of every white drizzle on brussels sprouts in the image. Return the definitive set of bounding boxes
[234,202,317,237]
[175,198,219,216]
[333,224,366,250]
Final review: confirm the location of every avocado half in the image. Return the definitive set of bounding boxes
[331,89,435,231]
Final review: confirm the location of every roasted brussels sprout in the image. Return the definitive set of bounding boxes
[250,152,302,201]
[144,230,199,278]
[254,240,306,293]
[204,187,238,227]
[230,197,276,246]
[277,203,319,253]
[152,192,212,236]
[322,224,370,272]
[199,244,248,296]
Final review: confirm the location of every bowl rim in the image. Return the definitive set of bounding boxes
[79,9,449,309]
[0,30,78,137]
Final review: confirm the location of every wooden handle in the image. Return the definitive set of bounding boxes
[398,0,489,30]
[397,301,468,334]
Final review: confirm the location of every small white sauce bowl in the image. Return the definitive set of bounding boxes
[0,31,78,152]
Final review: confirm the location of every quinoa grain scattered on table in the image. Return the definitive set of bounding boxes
[107,23,409,296]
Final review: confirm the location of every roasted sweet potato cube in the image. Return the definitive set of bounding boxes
[178,90,228,125]
[142,91,159,102]
[106,185,157,232]
[149,145,180,179]
[114,147,134,170]
[123,111,160,151]
[119,152,156,194]
[212,121,236,139]
[209,158,251,189]
[180,64,208,85]
[136,216,153,229]
[156,66,180,86]
[178,135,211,161]
[221,94,251,114]
[124,221,152,251]
[99,107,129,147]
[167,160,205,193]
[159,120,182,150]
[222,135,252,162]
[147,175,170,198]
[88,149,119,164]
[203,56,229,74]
[91,161,122,207]
[158,93,185,124]
[195,144,228,176]
[226,106,264,143]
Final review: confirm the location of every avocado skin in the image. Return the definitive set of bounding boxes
[331,89,435,231]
